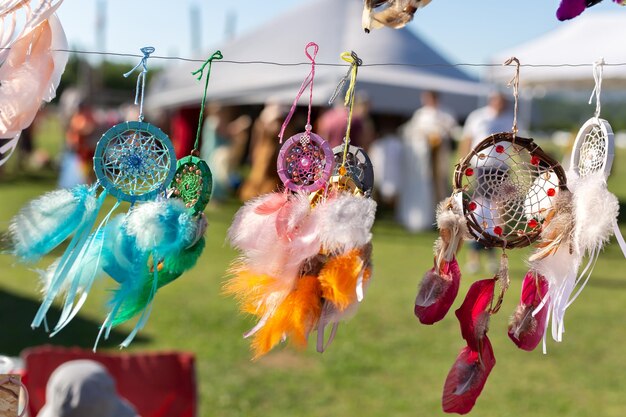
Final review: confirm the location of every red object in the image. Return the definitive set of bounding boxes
[530,155,540,166]
[547,188,556,197]
[495,145,505,154]
[414,258,461,325]
[508,271,550,351]
[468,201,477,211]
[493,226,503,236]
[442,337,496,415]
[171,107,198,159]
[455,278,496,351]
[528,219,538,229]
[21,345,197,417]
[464,168,474,177]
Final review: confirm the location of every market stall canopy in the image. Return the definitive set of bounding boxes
[147,0,488,117]
[488,13,626,90]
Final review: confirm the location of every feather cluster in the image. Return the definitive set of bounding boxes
[556,0,624,21]
[414,196,467,325]
[8,182,207,348]
[225,189,376,359]
[0,1,68,166]
[361,0,432,32]
[530,171,619,347]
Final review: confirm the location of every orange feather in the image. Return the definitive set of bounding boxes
[251,275,322,359]
[318,249,365,311]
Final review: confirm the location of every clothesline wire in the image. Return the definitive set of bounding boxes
[3,47,626,68]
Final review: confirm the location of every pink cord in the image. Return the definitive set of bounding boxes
[278,42,319,143]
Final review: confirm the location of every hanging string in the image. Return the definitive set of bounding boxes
[503,56,521,136]
[333,51,362,167]
[588,58,605,120]
[278,42,319,143]
[191,50,223,153]
[123,46,154,122]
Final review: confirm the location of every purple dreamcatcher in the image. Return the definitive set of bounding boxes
[276,42,333,193]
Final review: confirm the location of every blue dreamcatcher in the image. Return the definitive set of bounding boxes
[8,47,203,348]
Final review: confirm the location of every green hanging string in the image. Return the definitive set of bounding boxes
[191,50,223,152]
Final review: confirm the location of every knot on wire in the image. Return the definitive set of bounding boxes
[588,57,605,119]
[123,46,155,122]
[503,56,520,136]
[305,41,319,63]
[329,51,363,105]
[192,50,223,81]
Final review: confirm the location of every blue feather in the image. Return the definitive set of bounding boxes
[10,185,98,262]
[125,199,197,257]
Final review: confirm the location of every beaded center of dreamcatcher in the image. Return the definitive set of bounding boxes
[278,131,333,192]
[94,122,175,202]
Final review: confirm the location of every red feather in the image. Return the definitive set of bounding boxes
[442,337,496,415]
[508,271,549,351]
[414,258,461,325]
[455,278,496,351]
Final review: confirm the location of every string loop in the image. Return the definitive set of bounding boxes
[503,56,520,136]
[123,46,155,122]
[191,50,223,152]
[331,51,362,166]
[278,42,319,143]
[588,57,605,120]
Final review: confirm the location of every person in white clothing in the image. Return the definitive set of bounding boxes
[396,91,457,232]
[459,92,516,273]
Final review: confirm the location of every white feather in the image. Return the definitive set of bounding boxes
[315,194,377,253]
[572,172,619,255]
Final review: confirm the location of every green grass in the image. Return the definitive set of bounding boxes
[0,149,625,417]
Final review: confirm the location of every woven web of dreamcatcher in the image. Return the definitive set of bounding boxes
[458,138,562,248]
[332,144,374,194]
[278,132,333,192]
[577,124,607,176]
[100,129,172,198]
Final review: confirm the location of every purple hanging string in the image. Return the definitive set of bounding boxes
[278,42,319,143]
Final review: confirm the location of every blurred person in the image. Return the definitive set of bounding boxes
[459,91,516,273]
[317,93,370,149]
[411,90,457,202]
[200,104,251,201]
[60,99,96,187]
[239,102,289,201]
[396,90,456,232]
[37,360,139,417]
[369,119,403,206]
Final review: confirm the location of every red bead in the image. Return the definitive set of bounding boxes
[493,226,503,236]
[468,201,477,211]
[530,155,540,166]
[528,219,538,229]
[495,145,505,153]
[547,188,556,197]
[465,168,474,177]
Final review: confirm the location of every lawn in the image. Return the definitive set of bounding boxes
[0,147,625,417]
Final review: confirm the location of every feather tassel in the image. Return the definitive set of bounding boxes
[9,185,98,262]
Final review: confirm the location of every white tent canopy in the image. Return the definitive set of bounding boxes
[488,13,626,89]
[148,0,488,117]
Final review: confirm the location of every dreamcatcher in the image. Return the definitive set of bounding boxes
[225,46,376,359]
[557,0,626,21]
[527,59,622,350]
[413,58,573,414]
[0,0,68,166]
[8,47,203,348]
[361,0,431,32]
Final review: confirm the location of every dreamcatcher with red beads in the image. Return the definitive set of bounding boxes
[413,58,577,414]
